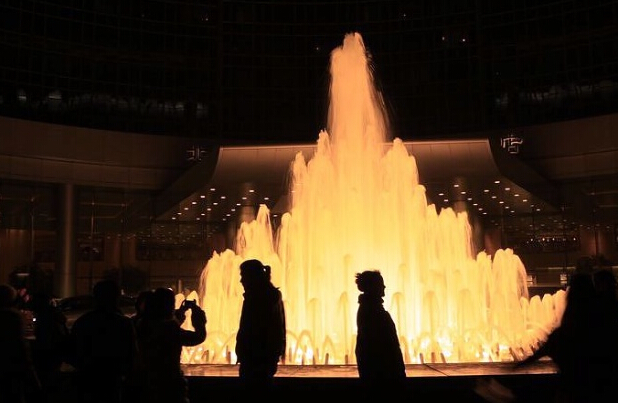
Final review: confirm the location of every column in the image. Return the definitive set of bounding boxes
[55,183,76,298]
[237,182,257,225]
[226,219,237,252]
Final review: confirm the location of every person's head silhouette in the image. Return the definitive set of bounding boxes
[593,269,617,300]
[240,259,271,291]
[147,287,176,320]
[566,271,595,303]
[93,279,121,311]
[355,270,385,297]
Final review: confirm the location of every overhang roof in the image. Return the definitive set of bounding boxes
[156,138,561,240]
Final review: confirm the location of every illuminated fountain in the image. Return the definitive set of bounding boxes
[181,32,566,365]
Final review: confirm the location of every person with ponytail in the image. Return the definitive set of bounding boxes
[235,259,286,394]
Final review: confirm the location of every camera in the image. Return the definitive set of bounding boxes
[182,299,197,309]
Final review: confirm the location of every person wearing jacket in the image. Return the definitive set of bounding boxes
[235,259,286,393]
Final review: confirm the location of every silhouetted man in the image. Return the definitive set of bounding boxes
[135,287,206,403]
[67,279,137,403]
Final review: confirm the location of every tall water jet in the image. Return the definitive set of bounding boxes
[189,32,563,365]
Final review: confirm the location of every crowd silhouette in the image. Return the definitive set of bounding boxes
[0,283,41,403]
[29,291,69,401]
[2,255,618,401]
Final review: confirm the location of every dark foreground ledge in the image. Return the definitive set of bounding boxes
[186,361,558,402]
[44,361,558,402]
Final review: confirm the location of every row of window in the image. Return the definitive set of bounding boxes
[1,1,617,140]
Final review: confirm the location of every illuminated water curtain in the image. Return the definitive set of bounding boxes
[180,32,565,365]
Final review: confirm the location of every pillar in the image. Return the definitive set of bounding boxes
[226,219,237,252]
[54,183,76,298]
[237,182,257,225]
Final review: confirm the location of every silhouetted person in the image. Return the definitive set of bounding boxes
[594,268,618,307]
[515,272,602,402]
[135,287,206,403]
[29,292,69,401]
[0,283,41,403]
[354,270,406,391]
[235,259,286,393]
[131,289,153,327]
[592,268,618,401]
[67,279,137,403]
[124,289,154,403]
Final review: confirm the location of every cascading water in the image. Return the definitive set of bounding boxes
[182,32,566,365]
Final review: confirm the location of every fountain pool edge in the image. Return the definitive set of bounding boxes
[181,359,557,378]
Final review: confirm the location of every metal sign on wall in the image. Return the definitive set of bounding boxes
[500,134,523,154]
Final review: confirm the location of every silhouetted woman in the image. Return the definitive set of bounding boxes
[235,259,286,393]
[354,270,406,391]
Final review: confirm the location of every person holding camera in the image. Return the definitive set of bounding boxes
[134,287,206,403]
